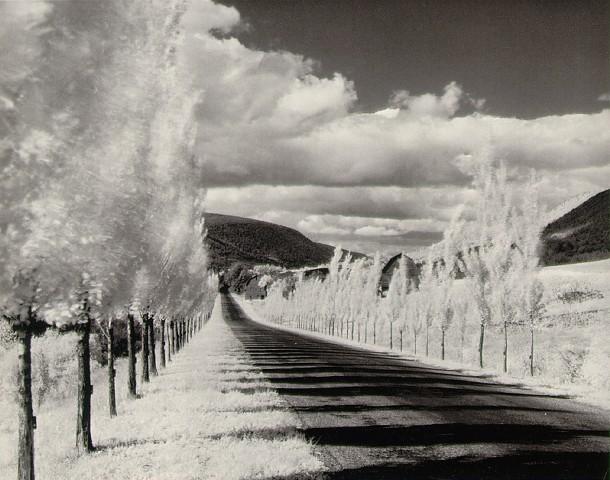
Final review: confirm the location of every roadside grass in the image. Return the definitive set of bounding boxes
[0,296,325,479]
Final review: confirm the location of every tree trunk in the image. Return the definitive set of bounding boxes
[141,315,150,383]
[389,322,393,350]
[127,313,137,398]
[107,321,117,417]
[530,323,535,376]
[170,320,175,355]
[172,321,177,352]
[17,328,35,480]
[460,322,466,363]
[148,317,158,376]
[503,321,508,373]
[160,318,166,368]
[399,329,403,352]
[413,330,417,355]
[425,321,429,356]
[166,320,172,363]
[441,328,445,361]
[76,304,93,453]
[178,320,182,350]
[373,322,376,345]
[479,322,485,368]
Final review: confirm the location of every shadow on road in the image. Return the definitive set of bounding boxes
[221,294,610,480]
[317,451,610,480]
[295,423,608,447]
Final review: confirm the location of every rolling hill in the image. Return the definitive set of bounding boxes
[204,187,609,278]
[541,189,610,265]
[203,213,362,271]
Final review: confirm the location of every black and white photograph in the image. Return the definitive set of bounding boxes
[1,1,609,479]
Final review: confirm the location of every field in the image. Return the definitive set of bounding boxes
[0,297,323,480]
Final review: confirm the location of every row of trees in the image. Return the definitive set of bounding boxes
[0,1,215,479]
[261,156,547,376]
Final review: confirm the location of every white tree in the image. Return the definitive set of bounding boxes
[407,290,423,355]
[1,1,213,476]
[385,254,409,350]
[451,285,471,363]
[435,214,461,360]
[459,153,515,368]
[512,172,546,375]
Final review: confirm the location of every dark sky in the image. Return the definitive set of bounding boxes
[221,0,609,119]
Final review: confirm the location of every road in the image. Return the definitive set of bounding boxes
[220,293,610,479]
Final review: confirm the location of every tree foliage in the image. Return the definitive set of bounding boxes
[261,154,548,375]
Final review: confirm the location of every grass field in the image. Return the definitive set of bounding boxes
[0,296,324,480]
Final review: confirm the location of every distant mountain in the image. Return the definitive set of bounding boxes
[541,189,609,265]
[203,213,364,272]
[204,187,609,277]
[544,191,598,225]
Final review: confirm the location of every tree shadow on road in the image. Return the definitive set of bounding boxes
[314,451,610,480]
[295,422,608,447]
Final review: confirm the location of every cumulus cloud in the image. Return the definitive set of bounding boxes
[183,0,240,34]
[185,0,609,253]
[296,216,351,236]
[389,81,473,118]
[296,214,446,237]
[271,74,357,129]
[354,225,402,237]
[206,185,470,221]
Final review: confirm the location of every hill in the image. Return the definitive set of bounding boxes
[203,213,362,271]
[541,189,610,265]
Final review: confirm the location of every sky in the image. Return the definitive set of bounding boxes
[189,0,610,255]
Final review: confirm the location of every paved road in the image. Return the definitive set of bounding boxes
[221,293,610,479]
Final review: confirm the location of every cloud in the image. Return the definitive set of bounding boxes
[271,74,357,130]
[183,0,240,34]
[374,108,400,119]
[296,216,351,236]
[354,225,402,236]
[598,92,610,102]
[205,185,471,221]
[389,81,471,118]
[197,104,610,188]
[296,214,446,238]
[182,0,609,252]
